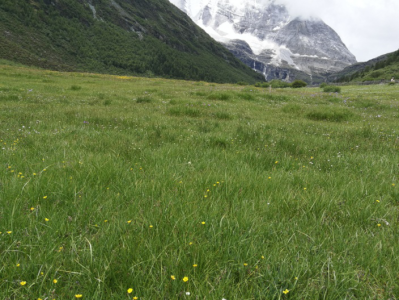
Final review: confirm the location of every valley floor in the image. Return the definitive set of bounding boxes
[1,64,399,299]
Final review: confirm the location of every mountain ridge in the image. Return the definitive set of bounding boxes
[0,0,264,83]
[331,49,399,83]
[170,0,357,84]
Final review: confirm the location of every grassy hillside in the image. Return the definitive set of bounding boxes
[333,49,399,83]
[0,0,264,83]
[1,62,399,299]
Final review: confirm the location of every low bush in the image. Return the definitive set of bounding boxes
[269,80,291,88]
[323,86,341,93]
[254,82,270,88]
[319,82,328,88]
[70,85,82,91]
[291,80,307,88]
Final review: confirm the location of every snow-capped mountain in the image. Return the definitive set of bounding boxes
[169,0,357,83]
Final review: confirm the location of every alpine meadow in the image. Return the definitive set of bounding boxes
[1,62,399,299]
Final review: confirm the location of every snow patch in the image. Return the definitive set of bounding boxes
[199,21,279,56]
[88,4,97,19]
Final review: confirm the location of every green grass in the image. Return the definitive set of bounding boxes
[1,63,399,299]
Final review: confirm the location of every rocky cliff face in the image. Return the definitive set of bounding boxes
[169,0,357,83]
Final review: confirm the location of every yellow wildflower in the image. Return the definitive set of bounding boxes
[20,281,27,286]
[183,276,189,282]
[127,288,133,294]
[171,275,176,280]
[283,289,289,294]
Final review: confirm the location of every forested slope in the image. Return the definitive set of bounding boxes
[0,0,264,83]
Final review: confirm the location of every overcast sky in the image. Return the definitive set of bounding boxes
[276,0,399,62]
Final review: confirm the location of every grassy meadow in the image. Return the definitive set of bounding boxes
[0,62,399,299]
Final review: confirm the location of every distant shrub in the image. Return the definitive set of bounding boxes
[70,85,82,91]
[103,100,112,106]
[269,80,291,88]
[323,86,341,93]
[236,81,249,86]
[254,82,269,88]
[388,81,396,86]
[319,82,328,88]
[291,80,307,88]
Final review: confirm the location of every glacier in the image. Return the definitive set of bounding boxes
[169,0,356,83]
